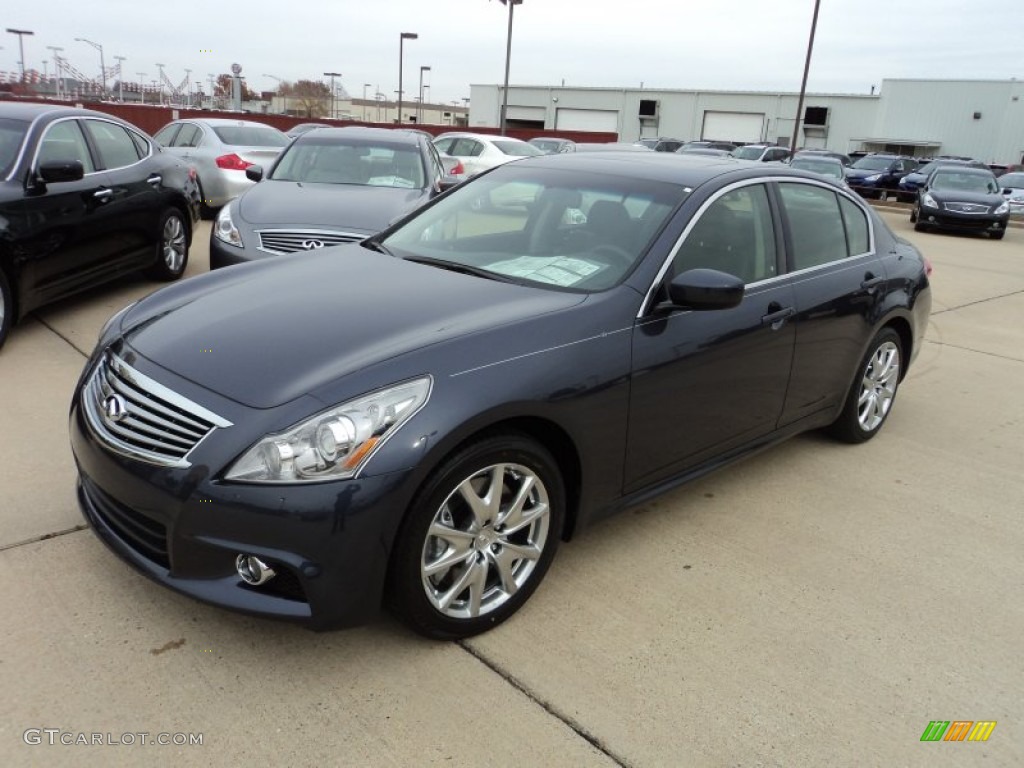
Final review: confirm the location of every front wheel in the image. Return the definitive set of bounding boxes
[145,209,189,281]
[990,231,1005,241]
[389,434,564,639]
[829,328,903,444]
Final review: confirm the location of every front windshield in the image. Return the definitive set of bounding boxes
[931,171,999,194]
[493,140,543,157]
[212,125,289,147]
[791,159,843,180]
[271,138,425,188]
[1000,172,1024,187]
[731,146,764,160]
[0,117,29,177]
[381,165,690,292]
[852,156,893,171]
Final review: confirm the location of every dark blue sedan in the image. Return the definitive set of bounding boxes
[70,153,931,638]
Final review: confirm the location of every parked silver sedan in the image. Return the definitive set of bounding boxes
[153,118,289,214]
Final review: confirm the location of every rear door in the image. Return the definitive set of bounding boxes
[774,182,886,427]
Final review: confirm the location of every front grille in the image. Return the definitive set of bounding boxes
[256,229,363,254]
[82,351,232,468]
[943,202,990,214]
[83,477,169,567]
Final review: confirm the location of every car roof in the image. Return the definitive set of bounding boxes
[177,117,283,128]
[930,166,995,177]
[0,102,123,123]
[511,150,825,187]
[433,132,528,143]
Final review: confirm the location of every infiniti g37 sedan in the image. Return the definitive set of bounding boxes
[0,103,199,350]
[69,153,931,639]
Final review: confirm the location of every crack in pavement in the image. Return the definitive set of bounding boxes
[0,524,89,554]
[458,640,632,768]
[32,314,91,359]
[931,287,1024,316]
[924,339,1024,365]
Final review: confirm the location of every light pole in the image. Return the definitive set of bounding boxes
[75,37,106,98]
[46,45,63,99]
[113,55,126,101]
[417,65,431,125]
[496,0,522,135]
[208,73,216,108]
[323,71,341,119]
[789,0,822,155]
[264,73,286,115]
[397,32,418,125]
[362,83,372,121]
[136,72,146,104]
[6,28,34,83]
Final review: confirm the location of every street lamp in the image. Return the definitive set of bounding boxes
[75,37,106,98]
[155,63,166,105]
[323,71,341,119]
[362,83,372,121]
[6,28,34,83]
[397,32,418,125]
[136,72,146,104]
[418,65,431,125]
[496,0,523,135]
[264,73,287,115]
[113,55,126,101]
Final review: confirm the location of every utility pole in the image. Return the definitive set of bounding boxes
[323,71,341,119]
[789,0,823,155]
[497,0,523,135]
[136,72,146,104]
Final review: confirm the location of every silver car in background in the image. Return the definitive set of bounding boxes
[153,118,289,215]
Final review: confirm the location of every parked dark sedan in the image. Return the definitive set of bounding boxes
[844,154,917,200]
[911,166,1009,239]
[70,153,930,639]
[0,103,198,349]
[210,126,456,268]
[896,158,988,202]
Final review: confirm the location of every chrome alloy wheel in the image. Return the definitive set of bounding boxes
[421,462,550,620]
[858,341,900,431]
[162,215,187,273]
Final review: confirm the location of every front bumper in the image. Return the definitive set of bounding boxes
[69,371,417,630]
[917,206,1008,234]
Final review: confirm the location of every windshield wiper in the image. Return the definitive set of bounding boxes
[361,238,394,256]
[402,255,514,283]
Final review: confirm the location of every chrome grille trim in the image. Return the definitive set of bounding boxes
[82,351,232,468]
[256,228,364,255]
[942,202,989,214]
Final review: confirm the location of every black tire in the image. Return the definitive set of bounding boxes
[909,206,917,223]
[196,179,216,220]
[829,328,903,444]
[913,219,927,232]
[877,190,888,202]
[145,209,189,281]
[991,231,1004,241]
[0,268,13,351]
[389,433,565,639]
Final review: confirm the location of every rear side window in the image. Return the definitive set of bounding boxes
[37,120,95,173]
[153,124,179,147]
[173,124,202,148]
[778,183,848,271]
[83,120,141,169]
[838,196,870,255]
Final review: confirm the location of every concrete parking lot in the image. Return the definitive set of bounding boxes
[1,213,1021,767]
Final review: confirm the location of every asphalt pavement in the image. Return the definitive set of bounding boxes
[1,213,1021,767]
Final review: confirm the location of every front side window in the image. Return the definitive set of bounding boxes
[83,120,141,169]
[778,183,850,271]
[0,117,29,177]
[672,184,777,284]
[37,120,95,173]
[383,165,689,291]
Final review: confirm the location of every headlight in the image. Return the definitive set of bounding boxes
[864,174,882,182]
[224,376,431,483]
[922,193,938,209]
[993,201,1009,215]
[214,204,243,248]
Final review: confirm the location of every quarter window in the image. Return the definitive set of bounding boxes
[672,184,777,284]
[83,120,141,169]
[173,124,202,148]
[37,120,95,173]
[153,124,179,147]
[778,183,849,271]
[838,196,870,255]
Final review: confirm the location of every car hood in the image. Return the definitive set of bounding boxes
[121,247,585,408]
[900,172,927,185]
[926,189,1004,205]
[236,181,429,232]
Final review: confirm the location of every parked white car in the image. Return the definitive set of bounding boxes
[432,132,542,177]
[999,171,1024,215]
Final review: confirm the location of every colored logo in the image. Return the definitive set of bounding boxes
[920,721,996,742]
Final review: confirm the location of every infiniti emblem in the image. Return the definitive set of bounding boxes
[103,394,128,423]
[301,239,325,250]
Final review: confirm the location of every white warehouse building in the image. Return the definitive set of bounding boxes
[468,78,1024,164]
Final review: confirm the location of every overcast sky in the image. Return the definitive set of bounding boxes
[4,0,1022,104]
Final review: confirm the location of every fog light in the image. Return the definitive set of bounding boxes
[236,554,276,586]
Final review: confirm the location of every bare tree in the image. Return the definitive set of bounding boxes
[215,73,257,102]
[282,80,331,118]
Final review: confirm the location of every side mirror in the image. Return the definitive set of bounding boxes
[1003,188,1012,195]
[665,268,745,311]
[437,175,462,193]
[37,161,85,184]
[245,165,264,182]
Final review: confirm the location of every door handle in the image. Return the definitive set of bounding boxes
[146,174,162,187]
[761,304,795,329]
[861,273,884,292]
[93,188,114,202]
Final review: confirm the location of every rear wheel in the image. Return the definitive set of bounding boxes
[829,328,903,444]
[389,434,564,639]
[0,268,13,350]
[145,209,189,281]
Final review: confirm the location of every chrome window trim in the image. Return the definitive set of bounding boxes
[3,111,49,182]
[27,116,102,177]
[638,176,877,318]
[27,115,157,176]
